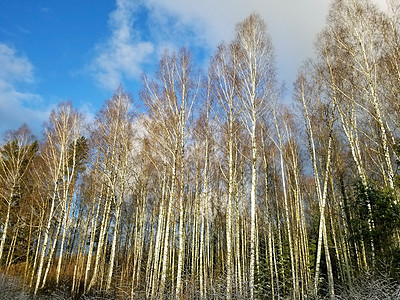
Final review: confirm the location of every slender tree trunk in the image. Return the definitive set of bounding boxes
[226,117,235,299]
[105,198,122,290]
[34,193,56,295]
[24,209,34,281]
[313,135,334,298]
[72,206,90,295]
[56,154,78,285]
[261,134,274,299]
[0,200,11,264]
[6,221,19,269]
[274,112,297,299]
[150,169,167,298]
[159,152,177,296]
[84,198,101,290]
[249,125,258,300]
[88,186,112,291]
[41,209,63,288]
[30,214,44,288]
[175,190,185,299]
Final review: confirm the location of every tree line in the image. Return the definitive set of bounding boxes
[1,0,400,299]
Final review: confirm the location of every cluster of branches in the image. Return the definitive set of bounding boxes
[1,1,400,299]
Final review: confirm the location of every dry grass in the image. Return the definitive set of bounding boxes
[333,272,400,300]
[1,269,400,299]
[0,274,30,300]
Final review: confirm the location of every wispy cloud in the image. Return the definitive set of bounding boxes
[144,0,331,86]
[0,44,33,85]
[0,44,49,138]
[89,0,154,90]
[144,0,389,87]
[89,0,389,92]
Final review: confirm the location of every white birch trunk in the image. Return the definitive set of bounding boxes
[41,210,63,288]
[150,170,167,298]
[159,153,177,296]
[0,200,11,264]
[249,123,257,300]
[88,188,112,291]
[34,192,57,295]
[226,118,234,299]
[105,200,122,290]
[84,199,101,290]
[274,112,297,299]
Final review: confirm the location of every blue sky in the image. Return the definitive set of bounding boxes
[0,0,387,139]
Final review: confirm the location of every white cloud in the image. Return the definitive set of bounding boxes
[143,0,331,90]
[90,0,391,92]
[0,44,33,85]
[143,0,391,90]
[90,0,154,90]
[0,43,49,138]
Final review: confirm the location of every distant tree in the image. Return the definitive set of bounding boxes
[351,181,400,275]
[0,124,37,265]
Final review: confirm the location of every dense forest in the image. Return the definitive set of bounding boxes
[1,0,400,299]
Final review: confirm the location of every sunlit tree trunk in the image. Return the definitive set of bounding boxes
[41,210,63,288]
[142,49,198,298]
[209,41,241,299]
[0,125,37,265]
[34,103,82,295]
[55,135,85,285]
[149,167,167,298]
[234,14,276,299]
[296,76,334,297]
[273,108,297,299]
[261,132,275,299]
[0,199,11,264]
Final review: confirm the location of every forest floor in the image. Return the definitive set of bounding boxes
[1,272,400,299]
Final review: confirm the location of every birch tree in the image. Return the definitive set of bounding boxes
[33,102,83,295]
[0,125,37,265]
[87,89,135,291]
[209,42,241,299]
[295,71,335,298]
[234,14,276,299]
[141,48,198,299]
